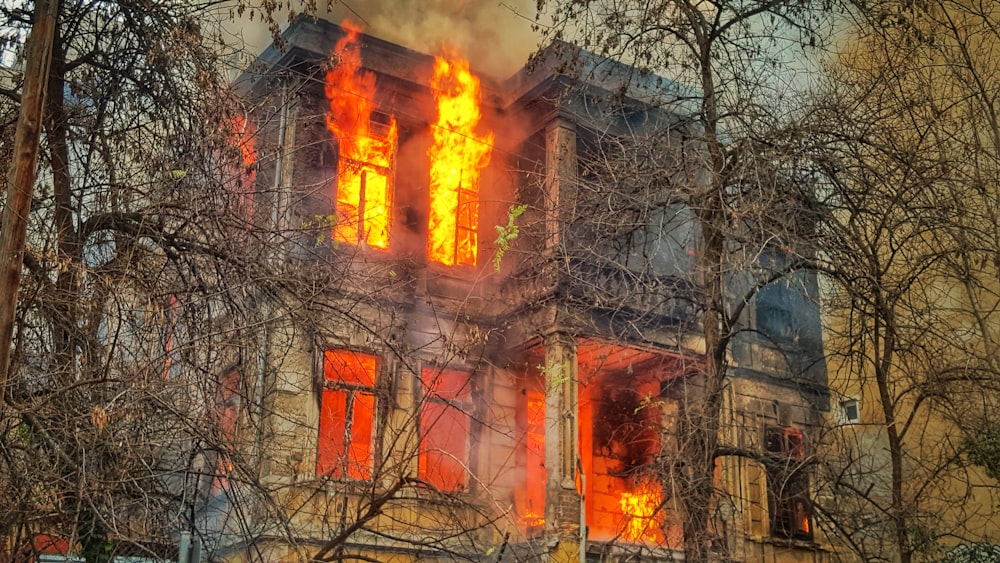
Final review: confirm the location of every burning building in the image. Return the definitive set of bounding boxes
[227,17,833,563]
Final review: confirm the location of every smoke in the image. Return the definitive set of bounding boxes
[357,0,540,78]
[227,1,540,79]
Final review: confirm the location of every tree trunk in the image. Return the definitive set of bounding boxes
[0,0,59,397]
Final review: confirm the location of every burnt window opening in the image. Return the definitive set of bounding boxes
[317,350,379,480]
[765,426,812,541]
[593,386,660,478]
[427,170,481,267]
[419,367,474,492]
[578,343,687,546]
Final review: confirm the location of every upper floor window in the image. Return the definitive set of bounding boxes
[839,398,860,425]
[325,24,397,250]
[419,367,473,491]
[332,120,396,249]
[317,350,378,480]
[426,54,494,267]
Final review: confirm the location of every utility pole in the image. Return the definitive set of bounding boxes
[0,0,59,403]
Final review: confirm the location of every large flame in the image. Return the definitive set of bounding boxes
[325,21,397,249]
[427,52,494,266]
[619,479,665,544]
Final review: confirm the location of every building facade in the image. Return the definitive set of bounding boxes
[222,17,836,562]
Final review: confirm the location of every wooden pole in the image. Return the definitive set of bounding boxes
[0,0,59,402]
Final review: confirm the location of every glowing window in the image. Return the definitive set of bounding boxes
[333,130,395,249]
[419,368,473,491]
[521,388,546,533]
[325,25,397,249]
[317,350,378,480]
[765,426,812,540]
[426,54,493,267]
[582,377,665,544]
[230,113,257,221]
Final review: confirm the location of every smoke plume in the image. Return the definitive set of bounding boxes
[230,0,541,78]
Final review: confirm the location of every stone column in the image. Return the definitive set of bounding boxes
[543,331,582,559]
[544,117,577,251]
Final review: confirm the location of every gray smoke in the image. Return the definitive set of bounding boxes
[228,0,541,78]
[359,0,539,78]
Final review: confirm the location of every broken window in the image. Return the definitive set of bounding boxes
[419,367,473,491]
[582,377,664,543]
[765,426,812,540]
[317,350,378,480]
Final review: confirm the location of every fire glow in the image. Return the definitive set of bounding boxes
[619,479,665,544]
[427,52,494,267]
[325,22,397,249]
[521,391,546,531]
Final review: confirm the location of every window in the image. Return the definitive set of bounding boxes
[425,54,492,267]
[419,367,473,491]
[325,25,397,250]
[426,177,479,267]
[839,398,860,424]
[230,113,257,221]
[333,123,395,249]
[520,388,546,533]
[765,426,812,540]
[455,184,478,266]
[317,350,378,479]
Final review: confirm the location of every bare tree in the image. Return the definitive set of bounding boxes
[0,0,296,560]
[522,0,840,560]
[808,1,1000,561]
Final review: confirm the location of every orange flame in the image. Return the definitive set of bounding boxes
[230,114,257,219]
[427,51,494,266]
[618,480,665,544]
[325,21,397,249]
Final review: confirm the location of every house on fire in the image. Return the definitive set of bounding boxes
[222,16,832,563]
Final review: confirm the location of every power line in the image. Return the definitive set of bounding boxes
[336,1,369,27]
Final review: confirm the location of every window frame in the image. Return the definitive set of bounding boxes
[838,397,860,425]
[316,349,381,481]
[454,184,478,266]
[418,366,475,492]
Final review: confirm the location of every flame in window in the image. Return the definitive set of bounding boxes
[325,21,397,249]
[619,479,665,543]
[426,51,493,266]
